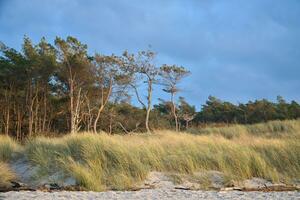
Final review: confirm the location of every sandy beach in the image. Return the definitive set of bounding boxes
[1,190,299,200]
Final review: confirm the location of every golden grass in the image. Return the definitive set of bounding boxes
[0,135,20,162]
[0,162,16,188]
[1,120,299,191]
[190,119,300,139]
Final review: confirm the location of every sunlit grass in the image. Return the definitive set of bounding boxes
[190,119,300,139]
[1,120,299,191]
[0,162,16,188]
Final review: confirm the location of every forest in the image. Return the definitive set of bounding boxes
[1,36,300,139]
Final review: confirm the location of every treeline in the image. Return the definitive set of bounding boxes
[196,96,300,124]
[0,36,299,139]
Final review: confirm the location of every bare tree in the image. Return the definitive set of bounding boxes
[92,54,128,133]
[123,50,159,133]
[160,65,190,132]
[82,93,94,132]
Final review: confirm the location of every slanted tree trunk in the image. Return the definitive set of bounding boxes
[145,80,153,133]
[74,87,83,132]
[69,76,76,133]
[93,78,113,133]
[29,82,38,137]
[42,91,47,132]
[68,72,83,133]
[171,92,179,132]
[130,79,153,133]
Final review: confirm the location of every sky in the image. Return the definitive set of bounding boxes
[0,0,300,109]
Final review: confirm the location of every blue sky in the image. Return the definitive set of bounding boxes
[0,0,299,109]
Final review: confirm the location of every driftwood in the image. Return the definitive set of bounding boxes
[174,186,192,190]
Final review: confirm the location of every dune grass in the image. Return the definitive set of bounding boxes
[0,136,19,188]
[24,121,300,191]
[0,120,299,191]
[0,162,16,188]
[189,119,300,139]
[0,135,20,162]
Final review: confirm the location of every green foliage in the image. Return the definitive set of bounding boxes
[1,36,300,137]
[196,96,300,125]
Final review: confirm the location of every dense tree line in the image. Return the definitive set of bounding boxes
[195,95,300,125]
[0,36,190,138]
[0,36,299,139]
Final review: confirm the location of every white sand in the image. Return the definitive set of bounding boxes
[1,190,299,200]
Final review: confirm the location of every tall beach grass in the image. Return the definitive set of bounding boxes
[0,162,16,188]
[0,120,299,191]
[0,135,20,162]
[189,119,300,139]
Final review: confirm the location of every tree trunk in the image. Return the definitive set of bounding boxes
[93,79,113,133]
[29,81,39,137]
[93,106,104,133]
[145,80,153,133]
[4,89,11,135]
[109,108,114,134]
[34,96,40,134]
[28,81,33,137]
[85,95,92,132]
[171,92,178,132]
[69,78,76,134]
[5,107,10,136]
[109,118,112,134]
[17,109,22,140]
[74,88,82,132]
[42,92,47,132]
